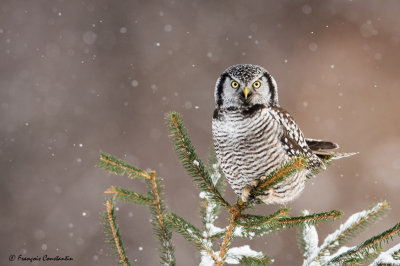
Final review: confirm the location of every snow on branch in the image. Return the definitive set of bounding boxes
[226,245,271,265]
[371,243,400,265]
[301,202,398,266]
[329,222,400,265]
[298,210,319,259]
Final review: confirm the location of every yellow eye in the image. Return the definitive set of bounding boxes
[253,81,261,88]
[231,81,239,88]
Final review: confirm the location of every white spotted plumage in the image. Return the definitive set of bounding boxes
[212,64,354,205]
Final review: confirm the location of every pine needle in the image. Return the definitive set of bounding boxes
[297,210,319,258]
[98,151,151,180]
[103,199,131,266]
[99,153,175,265]
[237,209,290,227]
[315,201,389,262]
[329,222,400,264]
[146,173,176,265]
[166,112,230,209]
[371,243,400,265]
[277,210,342,228]
[239,255,272,266]
[252,157,308,198]
[105,186,154,205]
[164,213,219,262]
[225,245,271,265]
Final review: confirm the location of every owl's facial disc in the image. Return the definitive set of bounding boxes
[215,64,279,108]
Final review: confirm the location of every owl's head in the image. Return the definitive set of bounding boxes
[214,64,279,109]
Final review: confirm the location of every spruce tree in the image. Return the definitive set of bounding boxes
[98,112,400,265]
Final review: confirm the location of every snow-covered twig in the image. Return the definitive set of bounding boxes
[370,243,400,266]
[303,201,389,265]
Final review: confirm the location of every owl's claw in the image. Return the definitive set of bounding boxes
[242,179,262,202]
[241,184,254,202]
[251,179,260,187]
[242,177,270,202]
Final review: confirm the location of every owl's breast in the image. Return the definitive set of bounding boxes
[212,108,288,194]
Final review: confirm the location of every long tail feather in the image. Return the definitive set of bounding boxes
[313,150,358,161]
[330,152,359,160]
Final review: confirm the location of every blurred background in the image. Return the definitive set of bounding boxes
[1,0,400,265]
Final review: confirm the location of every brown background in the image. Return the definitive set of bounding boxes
[1,0,400,265]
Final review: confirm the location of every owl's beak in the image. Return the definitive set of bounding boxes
[244,87,249,99]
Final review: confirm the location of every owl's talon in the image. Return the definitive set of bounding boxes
[251,179,260,187]
[241,184,254,202]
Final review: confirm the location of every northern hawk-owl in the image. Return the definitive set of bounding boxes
[212,64,354,205]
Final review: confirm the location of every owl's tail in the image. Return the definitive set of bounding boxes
[305,138,358,161]
[313,150,359,161]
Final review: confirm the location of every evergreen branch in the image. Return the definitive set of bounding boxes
[236,209,289,227]
[395,249,400,260]
[329,222,400,264]
[201,149,226,232]
[330,246,380,265]
[206,147,226,191]
[371,243,400,265]
[105,186,154,205]
[101,155,175,265]
[239,255,272,266]
[216,206,242,266]
[252,157,308,198]
[200,191,225,240]
[166,112,230,209]
[313,201,389,263]
[99,152,151,180]
[277,210,342,227]
[225,245,271,265]
[146,172,176,265]
[232,210,340,240]
[104,200,131,266]
[298,210,319,259]
[231,224,278,239]
[201,150,226,240]
[164,213,219,263]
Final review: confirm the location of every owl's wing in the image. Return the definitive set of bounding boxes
[270,107,324,169]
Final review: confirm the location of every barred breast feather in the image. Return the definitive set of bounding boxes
[212,104,321,204]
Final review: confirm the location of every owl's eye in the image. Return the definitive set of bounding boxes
[253,81,261,89]
[231,81,239,89]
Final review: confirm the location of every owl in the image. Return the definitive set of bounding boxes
[212,64,355,205]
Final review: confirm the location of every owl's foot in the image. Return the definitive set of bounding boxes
[241,179,262,202]
[241,184,253,202]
